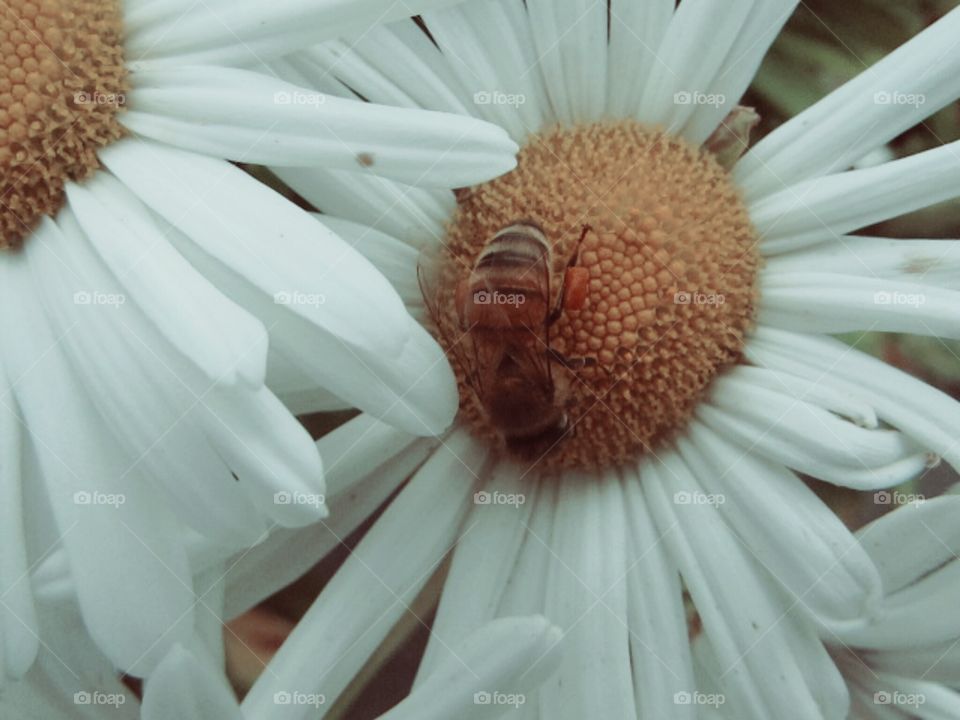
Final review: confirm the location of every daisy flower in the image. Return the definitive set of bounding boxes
[0,0,517,685]
[226,1,960,718]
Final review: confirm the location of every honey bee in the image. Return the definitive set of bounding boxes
[420,221,593,460]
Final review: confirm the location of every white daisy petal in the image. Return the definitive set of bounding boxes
[524,0,583,124]
[123,66,519,187]
[384,616,563,720]
[313,22,474,115]
[64,172,268,388]
[746,327,960,472]
[681,0,798,145]
[124,0,471,67]
[313,216,422,307]
[837,560,960,651]
[0,254,195,675]
[735,6,960,200]
[702,373,922,490]
[620,469,695,719]
[241,431,485,719]
[724,364,878,427]
[0,375,38,684]
[497,479,557,618]
[855,496,960,595]
[677,421,882,624]
[25,216,269,547]
[101,140,458,434]
[607,0,673,117]
[763,237,960,289]
[637,0,753,129]
[421,2,547,140]
[644,455,849,719]
[758,272,960,338]
[274,166,453,249]
[417,462,536,683]
[540,472,637,720]
[221,417,435,619]
[0,601,138,720]
[749,140,960,254]
[868,642,960,687]
[142,644,243,720]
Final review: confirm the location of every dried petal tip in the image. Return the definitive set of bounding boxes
[1,0,128,248]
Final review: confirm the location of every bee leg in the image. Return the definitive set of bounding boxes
[546,349,597,370]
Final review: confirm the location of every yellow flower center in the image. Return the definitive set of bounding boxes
[1,0,127,248]
[428,121,760,471]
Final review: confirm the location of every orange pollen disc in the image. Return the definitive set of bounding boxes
[428,121,761,472]
[1,0,128,248]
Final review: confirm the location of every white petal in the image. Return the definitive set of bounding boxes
[382,616,562,720]
[276,167,453,250]
[220,416,434,619]
[497,479,557,618]
[421,2,550,139]
[0,601,137,720]
[607,0,673,117]
[749,140,960,254]
[102,140,458,434]
[416,462,537,683]
[763,237,960,289]
[125,0,473,66]
[142,645,242,720]
[644,453,849,720]
[64,172,267,387]
[620,468,695,719]
[313,216,422,307]
[837,560,960,650]
[123,66,518,187]
[0,372,38,683]
[540,472,638,720]
[856,495,960,595]
[735,7,960,200]
[0,253,195,675]
[758,272,960,338]
[637,0,753,129]
[241,430,485,719]
[25,216,268,548]
[678,421,882,624]
[681,0,799,145]
[703,371,923,489]
[745,327,960,472]
[303,22,472,116]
